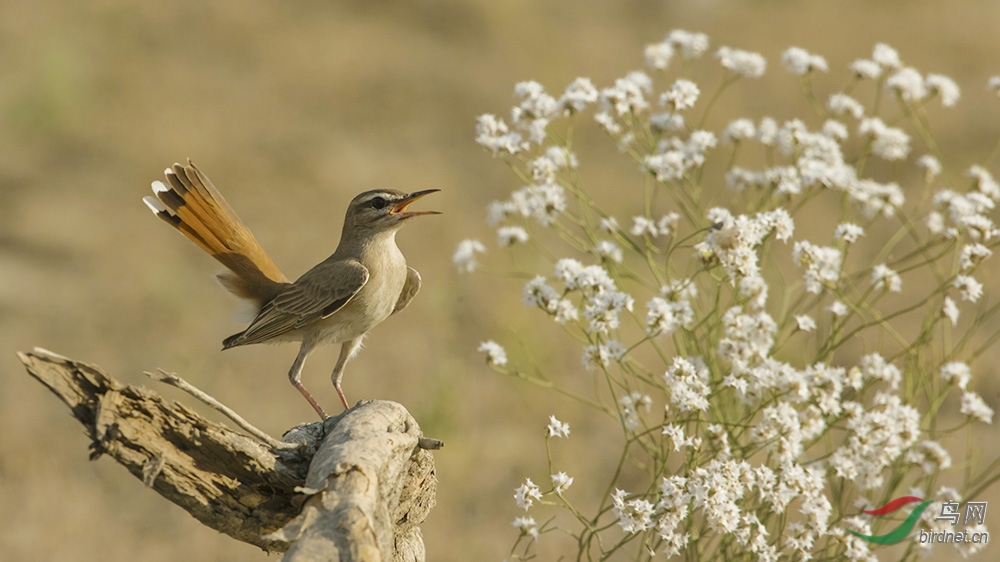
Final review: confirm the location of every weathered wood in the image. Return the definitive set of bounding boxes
[17,348,438,561]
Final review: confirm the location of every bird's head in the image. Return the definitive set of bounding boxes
[345,189,441,231]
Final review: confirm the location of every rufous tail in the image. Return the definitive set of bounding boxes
[143,160,288,308]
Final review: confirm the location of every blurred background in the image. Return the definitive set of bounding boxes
[2,1,1000,560]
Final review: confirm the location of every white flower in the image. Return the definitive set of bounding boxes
[859,118,910,161]
[619,392,651,431]
[850,59,882,80]
[694,208,792,281]
[650,112,685,132]
[917,155,942,183]
[961,392,994,424]
[453,239,486,273]
[757,117,778,145]
[658,213,681,237]
[477,341,507,367]
[661,280,697,305]
[931,189,997,240]
[925,73,960,107]
[717,307,777,378]
[905,440,952,473]
[587,241,620,264]
[646,296,694,336]
[822,119,848,140]
[960,243,992,271]
[845,178,905,218]
[497,226,529,247]
[559,77,599,113]
[828,93,864,119]
[859,353,902,389]
[688,130,718,153]
[834,223,864,244]
[600,71,653,116]
[723,118,757,143]
[551,471,574,493]
[663,357,711,412]
[829,392,920,489]
[942,296,959,326]
[988,76,1000,98]
[514,478,542,510]
[968,165,1000,201]
[795,315,816,332]
[529,146,577,182]
[781,47,828,75]
[667,29,710,58]
[660,79,700,111]
[475,114,525,155]
[611,488,656,533]
[738,274,768,310]
[886,67,927,103]
[581,340,626,371]
[765,166,801,196]
[594,110,621,135]
[599,216,620,232]
[555,259,601,290]
[751,401,805,464]
[940,362,971,390]
[872,43,902,69]
[725,167,764,191]
[953,275,984,302]
[792,241,842,293]
[503,182,567,226]
[512,81,559,139]
[828,301,848,317]
[547,415,570,438]
[522,276,561,312]
[631,216,659,237]
[511,516,538,539]
[644,150,687,181]
[925,211,946,235]
[661,424,692,451]
[553,298,578,324]
[715,46,767,78]
[871,264,902,292]
[584,290,634,334]
[644,40,674,70]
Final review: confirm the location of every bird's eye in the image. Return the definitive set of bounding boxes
[370,196,387,210]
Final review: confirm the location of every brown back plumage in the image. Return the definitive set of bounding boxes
[143,160,288,307]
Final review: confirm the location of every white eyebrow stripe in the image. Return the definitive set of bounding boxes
[358,192,399,204]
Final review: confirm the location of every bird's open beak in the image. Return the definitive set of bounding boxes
[390,189,442,219]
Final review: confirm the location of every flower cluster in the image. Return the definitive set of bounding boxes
[463,31,999,561]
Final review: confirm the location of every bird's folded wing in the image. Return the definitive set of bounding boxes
[226,260,370,347]
[392,267,422,314]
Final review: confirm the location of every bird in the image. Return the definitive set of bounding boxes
[142,160,439,419]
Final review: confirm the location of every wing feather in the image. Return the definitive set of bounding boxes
[392,267,422,314]
[223,260,369,348]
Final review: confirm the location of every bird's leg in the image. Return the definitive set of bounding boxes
[288,341,328,420]
[331,336,364,410]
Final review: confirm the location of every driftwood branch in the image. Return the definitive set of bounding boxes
[17,348,438,561]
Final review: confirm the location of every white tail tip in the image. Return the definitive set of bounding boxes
[143,195,168,214]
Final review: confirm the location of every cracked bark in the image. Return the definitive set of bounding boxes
[17,348,438,562]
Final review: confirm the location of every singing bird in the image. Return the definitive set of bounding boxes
[143,161,439,419]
